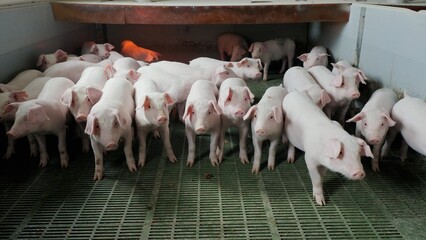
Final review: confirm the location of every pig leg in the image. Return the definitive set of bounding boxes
[123,128,137,172]
[159,125,177,163]
[399,138,409,164]
[91,138,104,181]
[263,62,270,81]
[371,139,385,172]
[287,50,294,69]
[239,123,249,164]
[77,122,90,153]
[287,142,296,163]
[279,57,288,74]
[28,134,38,157]
[217,118,230,163]
[380,125,400,158]
[338,104,351,126]
[3,122,14,159]
[306,154,327,206]
[137,126,148,167]
[57,128,69,168]
[185,127,196,167]
[35,134,49,168]
[267,138,280,171]
[251,136,263,174]
[209,128,220,166]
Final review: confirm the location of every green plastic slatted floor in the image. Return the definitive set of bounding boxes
[1,76,425,239]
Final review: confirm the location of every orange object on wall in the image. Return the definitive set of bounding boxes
[120,40,160,63]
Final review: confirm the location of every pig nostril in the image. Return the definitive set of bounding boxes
[106,142,117,150]
[76,115,87,122]
[351,92,360,99]
[352,171,365,180]
[255,129,265,136]
[6,132,16,140]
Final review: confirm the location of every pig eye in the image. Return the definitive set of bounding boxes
[270,115,274,119]
[227,97,231,101]
[381,123,384,127]
[244,97,248,101]
[208,111,211,115]
[254,114,257,118]
[364,122,367,126]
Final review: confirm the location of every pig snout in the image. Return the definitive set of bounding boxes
[367,138,380,145]
[351,170,366,180]
[6,131,17,140]
[255,129,266,137]
[350,91,360,100]
[195,127,206,134]
[255,72,262,79]
[105,142,118,151]
[76,114,87,122]
[157,115,168,125]
[235,109,245,117]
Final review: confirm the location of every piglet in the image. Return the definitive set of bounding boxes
[85,77,136,180]
[0,69,42,92]
[308,65,365,125]
[283,91,373,205]
[248,38,295,81]
[283,66,331,109]
[0,77,51,159]
[37,49,68,71]
[381,92,426,164]
[183,80,222,167]
[346,88,397,171]
[189,57,263,81]
[134,78,177,167]
[6,77,75,168]
[81,41,115,60]
[120,40,160,63]
[297,46,329,69]
[243,86,288,174]
[217,33,249,61]
[217,78,255,164]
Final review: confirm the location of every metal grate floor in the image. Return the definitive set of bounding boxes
[1,76,425,239]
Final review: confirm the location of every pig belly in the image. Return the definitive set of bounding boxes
[400,123,426,156]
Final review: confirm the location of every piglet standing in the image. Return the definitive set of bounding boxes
[134,78,177,167]
[283,66,331,109]
[217,78,255,164]
[0,77,51,159]
[182,80,222,167]
[6,77,75,168]
[217,33,249,62]
[308,65,365,125]
[381,92,426,164]
[283,91,373,206]
[346,88,397,171]
[297,46,329,69]
[248,38,295,81]
[85,77,136,181]
[243,86,288,174]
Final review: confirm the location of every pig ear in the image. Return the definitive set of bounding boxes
[243,105,257,121]
[143,96,151,109]
[320,90,331,107]
[85,114,97,135]
[61,89,75,107]
[27,104,49,123]
[331,74,343,87]
[381,113,396,127]
[86,87,103,104]
[127,69,141,81]
[225,62,234,69]
[164,93,176,105]
[55,49,68,62]
[356,137,374,158]
[346,112,366,123]
[236,58,248,67]
[90,44,98,54]
[112,109,126,127]
[209,100,222,115]
[248,44,254,52]
[244,87,255,103]
[297,53,309,62]
[9,91,28,102]
[3,102,20,115]
[355,71,368,84]
[319,53,330,58]
[272,106,283,123]
[331,63,346,72]
[104,43,115,51]
[324,138,343,159]
[104,64,115,78]
[182,104,194,121]
[36,54,46,67]
[225,88,233,102]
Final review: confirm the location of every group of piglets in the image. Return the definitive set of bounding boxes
[1,41,425,207]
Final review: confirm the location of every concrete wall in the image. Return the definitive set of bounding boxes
[310,3,426,98]
[0,3,94,82]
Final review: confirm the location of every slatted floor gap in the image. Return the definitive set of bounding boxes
[0,76,425,239]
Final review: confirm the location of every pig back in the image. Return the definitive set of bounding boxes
[97,77,134,111]
[362,88,397,113]
[187,80,218,104]
[22,77,51,100]
[37,77,75,101]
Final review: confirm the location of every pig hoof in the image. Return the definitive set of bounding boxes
[168,156,177,163]
[93,171,103,181]
[240,158,249,164]
[186,160,194,167]
[314,194,326,206]
[287,158,295,163]
[251,167,260,174]
[128,164,137,172]
[61,161,69,168]
[268,164,275,171]
[211,160,219,167]
[153,131,160,139]
[39,160,48,168]
[372,164,380,172]
[138,160,146,168]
